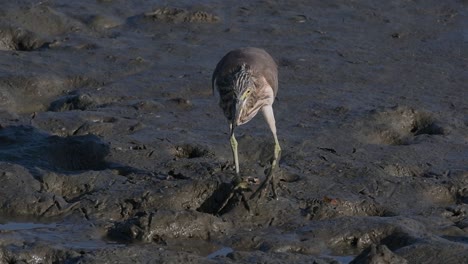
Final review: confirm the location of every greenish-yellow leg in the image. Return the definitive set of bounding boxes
[268,133,281,198]
[249,105,281,199]
[230,130,240,174]
[272,135,281,169]
[215,129,249,214]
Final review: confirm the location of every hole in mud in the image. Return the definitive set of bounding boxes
[48,92,96,112]
[174,144,211,159]
[398,108,445,137]
[197,182,234,215]
[369,107,445,145]
[0,27,47,51]
[379,230,416,250]
[411,122,444,136]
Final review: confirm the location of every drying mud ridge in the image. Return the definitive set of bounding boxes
[0,0,467,263]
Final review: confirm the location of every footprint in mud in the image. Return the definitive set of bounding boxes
[367,106,444,145]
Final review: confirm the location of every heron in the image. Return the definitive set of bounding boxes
[212,47,281,198]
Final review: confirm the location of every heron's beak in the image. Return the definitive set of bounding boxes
[230,98,244,137]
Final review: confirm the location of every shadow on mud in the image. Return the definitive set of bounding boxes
[0,125,109,176]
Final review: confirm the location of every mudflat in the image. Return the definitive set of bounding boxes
[0,1,466,263]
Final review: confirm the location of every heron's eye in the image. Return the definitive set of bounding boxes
[241,89,251,100]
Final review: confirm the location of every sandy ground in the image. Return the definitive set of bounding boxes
[0,0,467,263]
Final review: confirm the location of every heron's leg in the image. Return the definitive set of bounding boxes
[262,105,281,170]
[250,105,281,200]
[229,124,240,174]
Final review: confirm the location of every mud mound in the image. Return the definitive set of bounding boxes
[300,197,387,220]
[0,27,46,51]
[144,7,220,23]
[0,75,104,113]
[351,244,408,264]
[48,92,97,112]
[0,163,55,216]
[166,97,193,110]
[87,14,123,30]
[366,106,444,145]
[108,210,232,243]
[174,144,212,159]
[1,5,82,36]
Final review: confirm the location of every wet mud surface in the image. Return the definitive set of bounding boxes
[0,0,467,263]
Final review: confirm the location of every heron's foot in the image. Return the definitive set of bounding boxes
[215,177,252,215]
[249,166,278,200]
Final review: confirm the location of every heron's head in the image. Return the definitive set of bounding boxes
[230,64,254,135]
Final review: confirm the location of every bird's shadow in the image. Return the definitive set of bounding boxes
[0,124,136,178]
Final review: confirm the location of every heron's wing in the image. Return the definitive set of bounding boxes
[212,47,278,96]
[259,62,278,96]
[241,48,278,96]
[212,50,243,96]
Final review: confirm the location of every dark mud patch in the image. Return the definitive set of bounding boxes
[0,125,109,172]
[46,134,109,171]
